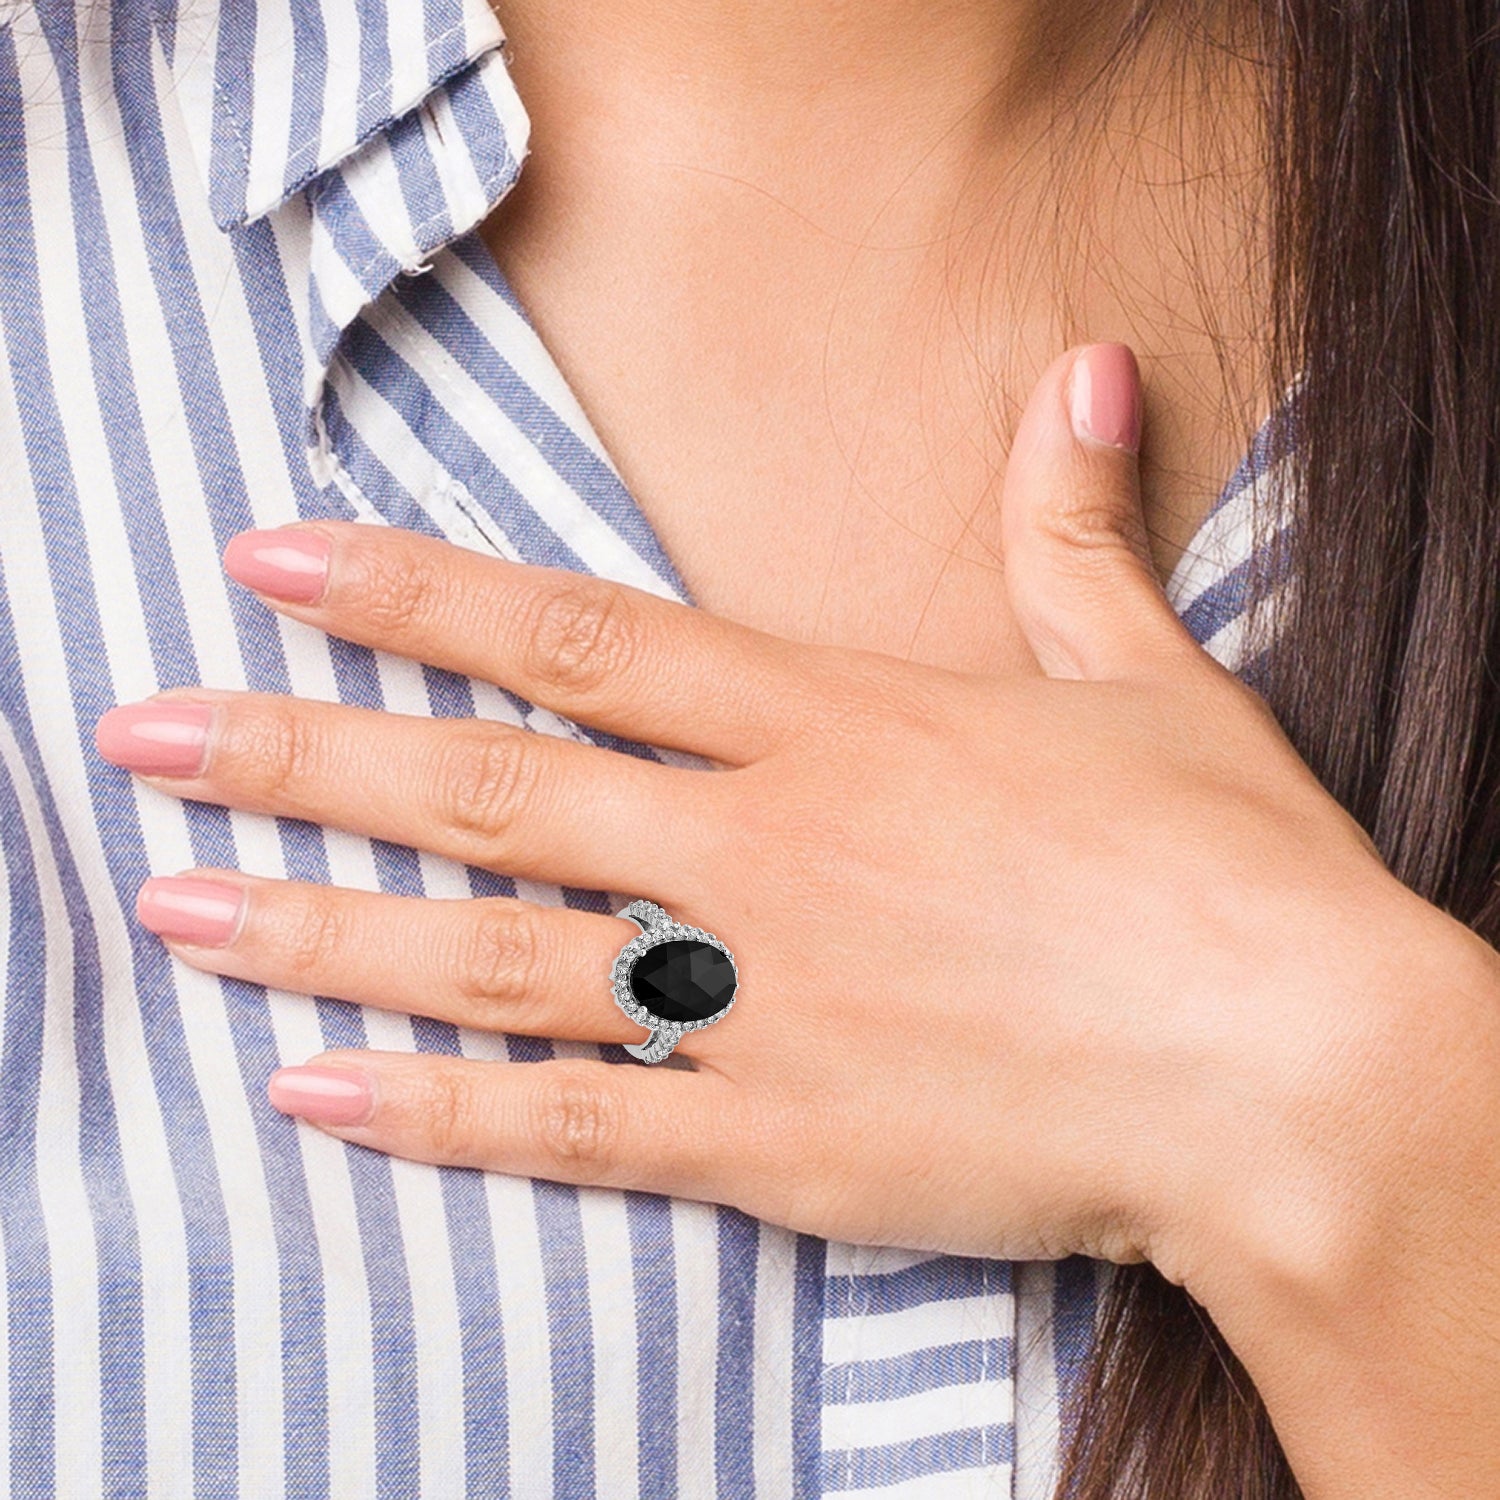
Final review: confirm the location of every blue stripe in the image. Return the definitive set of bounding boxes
[325,319,596,577]
[1052,1256,1101,1455]
[625,1191,679,1496]
[0,658,56,1498]
[821,1424,1016,1491]
[451,1166,511,1499]
[1180,524,1293,645]
[824,1336,1014,1405]
[341,1139,421,1500]
[152,0,179,64]
[792,1234,825,1498]
[443,48,526,198]
[356,0,394,144]
[1206,388,1290,521]
[284,0,331,197]
[533,1178,595,1498]
[309,168,408,335]
[206,0,257,228]
[824,1256,998,1320]
[423,0,469,74]
[388,91,451,248]
[715,1208,759,1491]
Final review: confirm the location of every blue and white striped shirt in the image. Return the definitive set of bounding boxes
[0,2,1285,1494]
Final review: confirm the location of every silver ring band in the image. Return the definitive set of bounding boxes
[611,899,739,1063]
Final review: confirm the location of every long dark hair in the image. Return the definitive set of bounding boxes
[1054,0,1500,1494]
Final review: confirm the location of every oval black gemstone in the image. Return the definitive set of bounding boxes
[628,939,736,1024]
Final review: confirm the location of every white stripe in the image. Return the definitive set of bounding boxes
[476,43,534,179]
[825,1244,944,1279]
[673,1198,722,1500]
[335,128,423,270]
[165,0,225,210]
[11,21,195,1492]
[309,202,384,354]
[459,0,507,57]
[477,1161,557,1499]
[317,0,364,180]
[420,86,487,240]
[245,0,297,216]
[322,355,525,559]
[822,1378,1014,1452]
[753,1223,799,1497]
[823,1293,1013,1369]
[577,1188,643,1498]
[387,0,433,114]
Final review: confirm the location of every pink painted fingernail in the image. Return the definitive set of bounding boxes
[1069,343,1142,453]
[268,1066,375,1126]
[223,527,331,605]
[137,876,246,947]
[95,702,213,776]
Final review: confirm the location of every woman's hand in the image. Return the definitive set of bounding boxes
[93,344,1498,1321]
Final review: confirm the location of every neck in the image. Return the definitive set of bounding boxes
[493,0,1129,148]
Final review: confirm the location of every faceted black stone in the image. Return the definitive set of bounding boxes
[629,939,736,1025]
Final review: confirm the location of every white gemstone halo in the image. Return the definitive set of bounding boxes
[611,899,739,1064]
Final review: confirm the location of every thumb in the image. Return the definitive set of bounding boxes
[1001,342,1199,681]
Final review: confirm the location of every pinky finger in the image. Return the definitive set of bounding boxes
[269,1049,746,1201]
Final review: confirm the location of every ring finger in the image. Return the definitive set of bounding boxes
[137,869,729,1055]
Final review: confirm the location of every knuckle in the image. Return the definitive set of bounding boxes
[419,1069,490,1165]
[454,900,548,1009]
[229,701,320,801]
[276,886,351,980]
[1037,497,1138,567]
[523,581,640,697]
[532,1065,621,1174]
[435,727,543,846]
[354,546,439,638]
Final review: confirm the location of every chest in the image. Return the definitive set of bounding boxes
[595,374,1241,680]
[481,218,1252,679]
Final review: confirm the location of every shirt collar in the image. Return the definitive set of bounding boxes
[159,0,532,468]
[166,0,525,230]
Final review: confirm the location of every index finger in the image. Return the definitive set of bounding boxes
[224,521,843,765]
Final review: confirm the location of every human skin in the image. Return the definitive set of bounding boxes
[95,344,1500,1495]
[480,0,1272,675]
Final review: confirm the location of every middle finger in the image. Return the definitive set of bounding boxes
[96,689,727,895]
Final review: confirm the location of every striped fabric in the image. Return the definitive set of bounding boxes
[0,2,1289,1496]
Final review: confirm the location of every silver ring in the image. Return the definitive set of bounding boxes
[610,899,739,1064]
